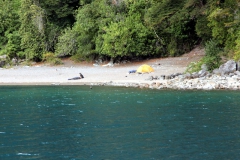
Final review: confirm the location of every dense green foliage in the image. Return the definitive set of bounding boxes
[186,40,221,73]
[1,0,240,69]
[203,39,222,71]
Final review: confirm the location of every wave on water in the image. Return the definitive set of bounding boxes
[17,153,39,156]
[1,86,240,159]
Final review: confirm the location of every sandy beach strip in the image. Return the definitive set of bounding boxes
[0,63,186,86]
[1,62,239,90]
[0,48,205,86]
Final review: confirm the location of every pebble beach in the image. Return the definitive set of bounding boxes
[1,47,240,90]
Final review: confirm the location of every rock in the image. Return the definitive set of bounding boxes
[128,83,139,88]
[232,75,239,80]
[178,75,185,82]
[235,71,240,76]
[12,57,18,65]
[184,73,192,79]
[198,70,208,77]
[165,75,171,80]
[202,83,215,90]
[237,60,240,71]
[146,76,153,81]
[151,76,158,80]
[142,83,149,88]
[212,68,221,75]
[156,82,161,88]
[97,59,103,64]
[201,64,208,71]
[191,72,199,79]
[218,60,237,75]
[102,58,114,67]
[206,73,213,78]
[102,62,114,67]
[0,55,7,59]
[174,73,182,77]
[169,74,176,79]
[150,82,158,89]
[0,54,7,68]
[160,75,165,80]
[0,61,5,67]
[229,73,235,77]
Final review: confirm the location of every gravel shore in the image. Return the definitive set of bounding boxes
[0,61,186,86]
[2,47,205,86]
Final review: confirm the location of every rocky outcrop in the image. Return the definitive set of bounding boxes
[218,60,237,75]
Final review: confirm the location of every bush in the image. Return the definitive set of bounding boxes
[204,40,221,71]
[55,27,78,57]
[17,51,25,59]
[42,52,62,65]
[186,40,222,73]
[234,31,240,61]
[234,50,240,61]
[185,59,204,73]
[70,52,96,62]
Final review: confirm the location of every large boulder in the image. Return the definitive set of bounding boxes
[218,60,237,75]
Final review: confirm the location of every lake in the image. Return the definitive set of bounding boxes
[0,86,240,159]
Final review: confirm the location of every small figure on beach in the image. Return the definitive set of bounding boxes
[68,73,84,80]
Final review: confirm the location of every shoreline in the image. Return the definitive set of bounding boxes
[1,47,239,90]
[1,65,240,91]
[1,70,240,90]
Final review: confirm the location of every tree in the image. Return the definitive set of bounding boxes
[0,0,21,57]
[98,12,155,59]
[207,0,240,50]
[73,3,101,59]
[40,0,79,28]
[19,0,46,61]
[55,27,78,57]
[203,39,221,71]
[144,0,199,56]
[69,0,117,61]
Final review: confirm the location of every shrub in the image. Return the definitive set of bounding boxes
[185,59,204,73]
[204,40,221,71]
[234,50,240,61]
[42,52,62,65]
[17,51,25,59]
[234,31,240,61]
[55,27,78,57]
[70,52,96,62]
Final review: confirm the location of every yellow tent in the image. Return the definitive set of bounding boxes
[137,64,154,73]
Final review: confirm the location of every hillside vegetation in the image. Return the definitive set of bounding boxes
[1,0,240,70]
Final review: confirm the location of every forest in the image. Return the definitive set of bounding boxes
[0,0,240,71]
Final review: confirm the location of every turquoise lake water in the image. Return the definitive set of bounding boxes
[0,86,240,159]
